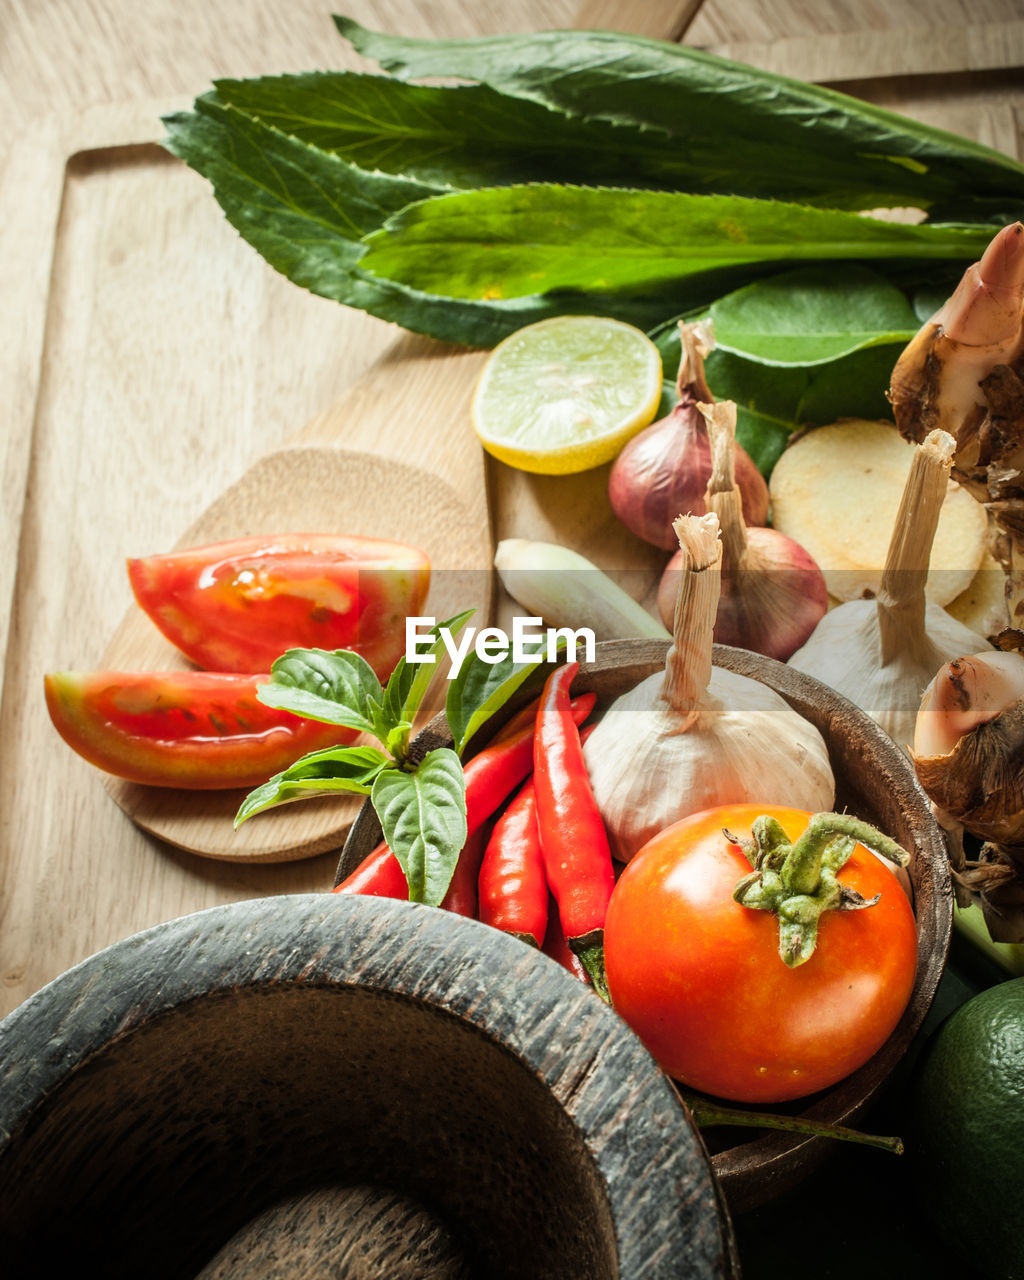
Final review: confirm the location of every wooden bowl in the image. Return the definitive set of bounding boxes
[0,892,738,1279]
[338,639,953,1214]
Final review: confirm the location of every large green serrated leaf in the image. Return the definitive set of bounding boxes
[359,185,993,301]
[372,749,467,906]
[211,72,700,194]
[336,19,1024,217]
[162,99,690,346]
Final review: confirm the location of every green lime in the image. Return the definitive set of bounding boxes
[909,976,1024,1280]
[471,315,662,475]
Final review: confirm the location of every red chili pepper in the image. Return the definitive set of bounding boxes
[332,692,596,898]
[463,692,594,831]
[478,778,548,946]
[440,828,486,918]
[533,662,615,1000]
[487,695,542,746]
[542,893,588,984]
[331,838,407,897]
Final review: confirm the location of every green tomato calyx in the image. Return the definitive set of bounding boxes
[731,812,910,967]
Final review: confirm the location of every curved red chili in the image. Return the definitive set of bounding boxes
[440,828,486,918]
[478,779,548,947]
[533,662,615,999]
[333,693,596,899]
[542,894,588,984]
[331,838,407,898]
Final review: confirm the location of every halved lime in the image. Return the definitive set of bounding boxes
[471,316,663,475]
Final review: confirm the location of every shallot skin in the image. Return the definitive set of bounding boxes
[657,526,828,662]
[609,406,769,550]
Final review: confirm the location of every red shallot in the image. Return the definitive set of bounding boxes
[608,321,769,550]
[657,400,828,660]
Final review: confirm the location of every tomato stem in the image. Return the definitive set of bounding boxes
[732,812,911,967]
[679,1088,904,1155]
[783,813,910,897]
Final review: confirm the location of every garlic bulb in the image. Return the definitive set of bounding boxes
[789,429,991,751]
[582,513,835,862]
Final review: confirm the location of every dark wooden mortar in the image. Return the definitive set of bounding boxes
[338,639,953,1215]
[0,891,739,1279]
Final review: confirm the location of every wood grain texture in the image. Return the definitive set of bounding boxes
[339,639,953,1214]
[0,0,581,1018]
[0,894,738,1277]
[195,1184,473,1280]
[0,0,1019,1022]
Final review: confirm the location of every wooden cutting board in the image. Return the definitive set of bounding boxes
[2,0,1023,1019]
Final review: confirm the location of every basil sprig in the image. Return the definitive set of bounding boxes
[236,613,558,906]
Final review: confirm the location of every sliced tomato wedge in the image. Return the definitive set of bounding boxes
[127,533,430,677]
[44,670,355,790]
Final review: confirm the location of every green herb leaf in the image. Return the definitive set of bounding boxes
[699,345,906,474]
[161,97,681,346]
[708,266,920,366]
[384,608,475,727]
[445,645,558,758]
[209,72,699,194]
[235,745,392,824]
[335,19,1024,217]
[372,749,467,905]
[358,185,994,301]
[257,648,385,738]
[795,342,908,424]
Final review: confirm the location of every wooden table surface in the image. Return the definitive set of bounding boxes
[1,0,1022,1025]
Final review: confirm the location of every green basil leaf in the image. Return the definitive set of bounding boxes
[386,608,475,726]
[372,749,467,906]
[336,20,1024,217]
[384,721,413,759]
[235,745,392,824]
[445,644,557,758]
[359,186,993,302]
[257,648,384,737]
[708,266,920,366]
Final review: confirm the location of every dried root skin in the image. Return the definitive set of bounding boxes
[891,223,1024,630]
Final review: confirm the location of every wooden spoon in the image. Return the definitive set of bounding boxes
[99,0,708,864]
[101,333,493,862]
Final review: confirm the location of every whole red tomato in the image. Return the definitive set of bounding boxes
[603,804,917,1104]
